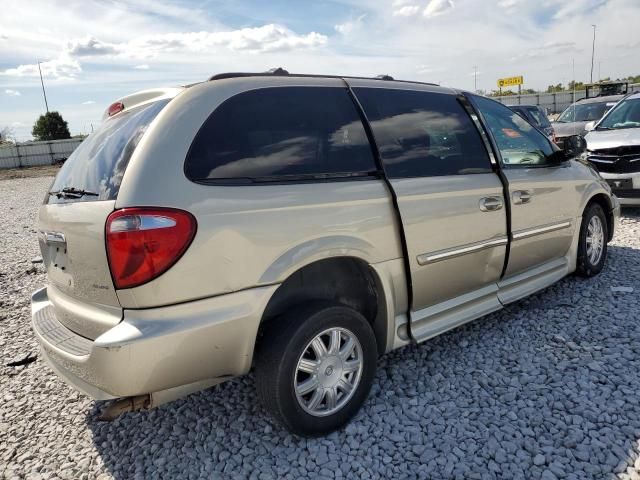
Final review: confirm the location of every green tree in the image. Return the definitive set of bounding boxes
[32,112,71,141]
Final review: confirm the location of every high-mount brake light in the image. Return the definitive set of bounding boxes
[106,208,197,289]
[108,102,125,117]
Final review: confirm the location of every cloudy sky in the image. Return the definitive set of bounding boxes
[1,0,639,140]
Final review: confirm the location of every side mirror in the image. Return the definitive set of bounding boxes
[584,121,596,132]
[563,135,587,159]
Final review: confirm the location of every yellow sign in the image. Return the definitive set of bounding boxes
[497,76,524,88]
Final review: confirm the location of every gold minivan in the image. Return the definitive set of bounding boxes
[32,71,619,435]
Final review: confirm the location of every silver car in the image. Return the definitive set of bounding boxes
[552,94,624,148]
[31,71,619,436]
[584,92,640,206]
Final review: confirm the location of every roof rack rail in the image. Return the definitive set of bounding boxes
[209,67,290,81]
[208,69,438,86]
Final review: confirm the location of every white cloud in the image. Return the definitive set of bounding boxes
[1,54,81,79]
[423,0,454,18]
[0,24,326,80]
[393,5,421,16]
[121,25,327,57]
[57,25,328,60]
[510,41,578,61]
[498,0,525,8]
[5,89,21,96]
[82,100,95,104]
[334,14,367,34]
[67,37,119,56]
[134,64,150,70]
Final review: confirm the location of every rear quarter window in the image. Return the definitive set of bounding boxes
[184,87,376,183]
[48,100,168,203]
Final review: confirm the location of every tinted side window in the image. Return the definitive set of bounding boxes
[185,87,375,182]
[353,88,492,178]
[473,95,554,167]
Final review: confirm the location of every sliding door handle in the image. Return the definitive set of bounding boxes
[513,190,532,204]
[479,196,503,212]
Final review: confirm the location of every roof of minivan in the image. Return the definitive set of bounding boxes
[206,70,459,95]
[577,94,625,104]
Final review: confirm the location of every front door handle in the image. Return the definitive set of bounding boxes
[512,190,533,204]
[479,196,503,212]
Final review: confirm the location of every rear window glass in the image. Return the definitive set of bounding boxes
[353,88,492,178]
[557,102,609,123]
[526,107,551,127]
[184,87,375,183]
[48,100,168,203]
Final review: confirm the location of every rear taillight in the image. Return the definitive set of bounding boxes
[106,208,197,289]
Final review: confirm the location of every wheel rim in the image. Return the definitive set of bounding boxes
[586,215,604,265]
[293,327,364,417]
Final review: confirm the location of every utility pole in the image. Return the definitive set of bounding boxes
[590,24,596,84]
[38,61,49,113]
[473,66,478,93]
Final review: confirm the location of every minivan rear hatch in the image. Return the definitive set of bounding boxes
[39,94,175,339]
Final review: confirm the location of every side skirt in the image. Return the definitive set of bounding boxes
[407,256,571,345]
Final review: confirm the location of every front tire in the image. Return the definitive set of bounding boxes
[255,303,378,436]
[575,202,608,277]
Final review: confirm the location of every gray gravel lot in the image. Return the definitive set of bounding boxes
[1,175,640,480]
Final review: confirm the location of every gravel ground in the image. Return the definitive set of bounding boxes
[1,175,640,480]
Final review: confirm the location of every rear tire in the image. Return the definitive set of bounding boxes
[575,202,608,277]
[255,303,377,436]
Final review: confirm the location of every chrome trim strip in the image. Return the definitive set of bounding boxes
[512,221,572,240]
[417,237,508,265]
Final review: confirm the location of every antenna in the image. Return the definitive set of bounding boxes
[38,61,49,113]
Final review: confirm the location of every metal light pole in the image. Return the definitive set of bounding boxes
[37,61,49,113]
[590,25,596,84]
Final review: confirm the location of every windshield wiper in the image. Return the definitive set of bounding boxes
[596,126,613,131]
[49,187,99,199]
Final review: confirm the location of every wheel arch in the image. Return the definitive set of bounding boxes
[257,256,389,356]
[584,192,614,242]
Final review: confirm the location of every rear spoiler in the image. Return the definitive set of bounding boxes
[102,87,184,120]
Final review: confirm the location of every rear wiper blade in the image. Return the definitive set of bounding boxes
[49,187,99,199]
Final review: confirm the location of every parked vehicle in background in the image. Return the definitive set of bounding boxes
[509,105,555,141]
[584,91,640,206]
[553,95,624,147]
[553,82,630,149]
[31,70,619,436]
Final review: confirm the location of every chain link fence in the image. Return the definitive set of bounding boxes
[493,83,640,114]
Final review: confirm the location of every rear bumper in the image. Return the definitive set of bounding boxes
[31,284,278,399]
[600,172,640,206]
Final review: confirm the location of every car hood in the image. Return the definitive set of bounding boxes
[585,128,640,150]
[551,121,589,137]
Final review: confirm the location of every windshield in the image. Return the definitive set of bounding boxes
[48,100,169,204]
[597,98,640,130]
[557,102,610,123]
